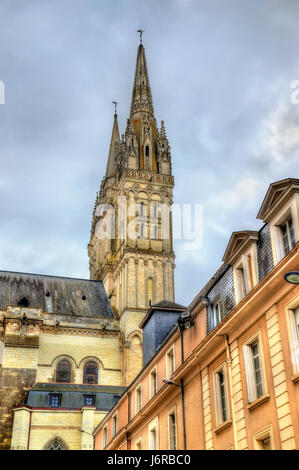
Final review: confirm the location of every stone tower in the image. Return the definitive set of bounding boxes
[88,41,175,384]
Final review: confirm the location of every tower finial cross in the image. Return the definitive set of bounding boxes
[112,101,118,115]
[137,29,144,44]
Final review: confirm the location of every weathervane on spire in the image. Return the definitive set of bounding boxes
[137,29,144,44]
[112,101,118,116]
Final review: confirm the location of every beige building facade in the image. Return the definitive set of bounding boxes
[94,179,299,450]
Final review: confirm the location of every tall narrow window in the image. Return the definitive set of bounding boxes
[145,145,150,157]
[103,426,108,448]
[56,360,71,383]
[289,307,299,372]
[167,348,175,378]
[251,341,263,399]
[236,266,247,300]
[135,440,142,450]
[213,302,221,327]
[136,385,142,413]
[112,414,118,437]
[244,338,265,403]
[150,369,157,398]
[215,369,228,424]
[83,361,98,384]
[140,222,145,239]
[168,413,176,450]
[150,428,157,450]
[280,216,295,255]
[147,278,153,306]
[254,428,274,450]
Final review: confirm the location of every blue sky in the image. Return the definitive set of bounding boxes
[0,0,298,306]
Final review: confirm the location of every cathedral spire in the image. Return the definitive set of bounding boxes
[130,43,154,118]
[105,111,120,178]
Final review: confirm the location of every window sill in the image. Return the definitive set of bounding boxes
[247,393,270,411]
[291,372,299,383]
[214,420,232,434]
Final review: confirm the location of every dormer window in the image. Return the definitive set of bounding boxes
[257,178,299,265]
[223,231,259,304]
[280,216,295,255]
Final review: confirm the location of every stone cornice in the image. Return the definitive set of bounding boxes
[40,325,120,338]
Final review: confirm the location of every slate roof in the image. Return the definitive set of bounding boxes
[0,270,113,318]
[26,383,126,410]
[151,300,186,310]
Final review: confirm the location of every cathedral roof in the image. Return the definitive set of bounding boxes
[0,270,114,318]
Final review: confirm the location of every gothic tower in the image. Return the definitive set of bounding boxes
[88,40,175,384]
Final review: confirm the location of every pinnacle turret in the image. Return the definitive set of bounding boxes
[105,112,120,178]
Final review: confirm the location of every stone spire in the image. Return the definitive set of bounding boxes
[105,112,120,178]
[130,44,154,118]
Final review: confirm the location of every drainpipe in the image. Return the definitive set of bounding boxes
[180,379,187,451]
[27,408,32,450]
[223,334,238,450]
[127,391,131,450]
[177,312,193,450]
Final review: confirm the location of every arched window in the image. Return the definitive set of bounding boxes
[44,437,68,450]
[56,360,71,383]
[18,297,30,307]
[83,361,98,384]
[145,145,150,157]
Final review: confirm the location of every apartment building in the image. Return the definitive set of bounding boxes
[93,178,299,450]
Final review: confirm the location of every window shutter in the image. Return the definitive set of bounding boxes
[289,309,299,372]
[273,227,284,262]
[243,345,256,402]
[215,373,223,424]
[242,255,250,295]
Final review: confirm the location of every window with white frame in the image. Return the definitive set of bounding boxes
[150,427,157,450]
[271,208,298,264]
[148,418,159,450]
[280,216,296,256]
[234,252,255,303]
[150,368,157,398]
[168,411,177,450]
[135,439,142,450]
[253,426,274,450]
[167,347,175,378]
[103,426,108,448]
[243,337,265,403]
[135,385,142,414]
[288,306,299,373]
[215,368,228,424]
[112,413,118,437]
[213,302,221,327]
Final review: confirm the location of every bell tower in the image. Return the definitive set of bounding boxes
[88,39,175,384]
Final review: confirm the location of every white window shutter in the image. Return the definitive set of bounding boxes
[215,373,223,424]
[243,345,256,403]
[273,226,284,262]
[289,310,299,373]
[242,255,250,295]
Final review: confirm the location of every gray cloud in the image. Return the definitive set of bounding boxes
[0,0,298,306]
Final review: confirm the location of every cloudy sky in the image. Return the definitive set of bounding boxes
[0,0,298,306]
